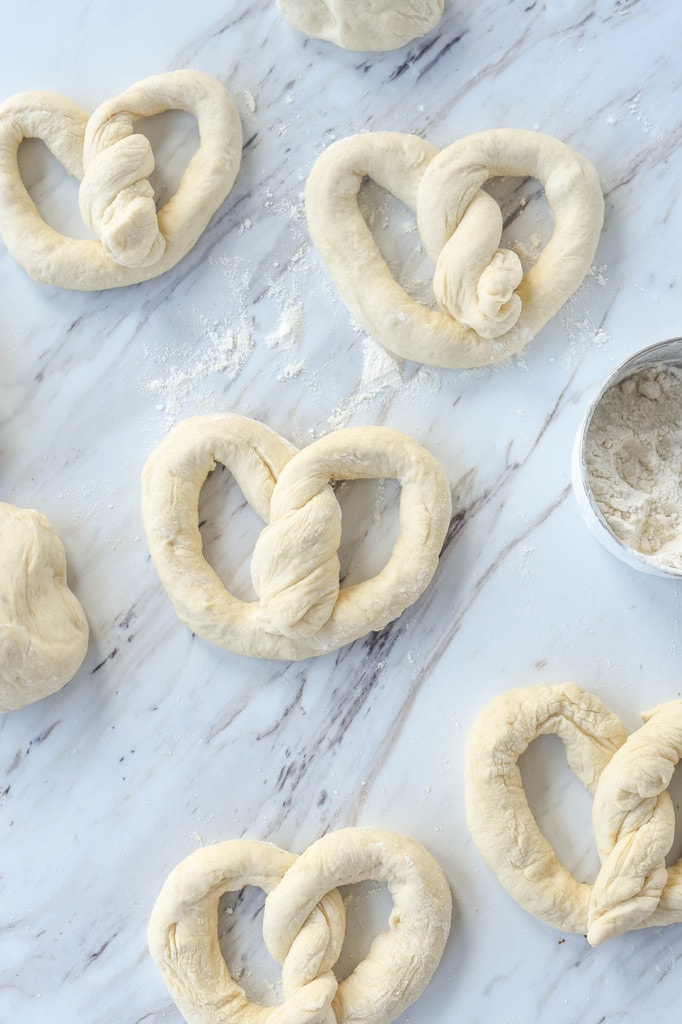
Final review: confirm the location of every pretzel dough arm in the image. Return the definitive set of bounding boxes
[466,683,628,934]
[588,701,682,944]
[142,415,291,536]
[141,415,298,648]
[0,91,87,175]
[149,841,295,1024]
[0,93,88,280]
[305,133,444,339]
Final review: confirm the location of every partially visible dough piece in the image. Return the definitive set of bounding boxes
[277,0,444,51]
[589,699,682,945]
[0,503,88,712]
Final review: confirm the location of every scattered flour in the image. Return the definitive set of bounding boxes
[328,337,441,430]
[237,90,257,114]
[557,263,611,370]
[625,89,665,140]
[143,315,255,407]
[510,231,544,265]
[265,303,305,353]
[584,364,682,570]
[278,362,305,381]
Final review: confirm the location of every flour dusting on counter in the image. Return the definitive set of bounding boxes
[143,315,254,408]
[329,337,441,429]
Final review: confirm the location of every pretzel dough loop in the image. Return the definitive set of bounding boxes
[148,828,451,1024]
[466,684,682,945]
[0,70,242,289]
[141,414,452,660]
[305,128,604,368]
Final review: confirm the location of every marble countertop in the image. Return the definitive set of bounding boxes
[2,1,682,1021]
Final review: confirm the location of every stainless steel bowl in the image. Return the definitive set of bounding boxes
[572,337,682,578]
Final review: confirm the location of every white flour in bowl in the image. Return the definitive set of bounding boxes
[584,364,682,571]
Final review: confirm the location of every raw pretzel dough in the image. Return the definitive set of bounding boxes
[0,70,242,289]
[0,503,88,712]
[590,700,682,944]
[276,0,444,51]
[305,129,604,367]
[140,413,451,660]
[466,683,682,945]
[148,827,451,1024]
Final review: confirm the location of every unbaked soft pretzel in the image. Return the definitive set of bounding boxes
[148,827,452,1024]
[305,129,604,368]
[141,414,452,660]
[0,70,242,289]
[466,683,682,945]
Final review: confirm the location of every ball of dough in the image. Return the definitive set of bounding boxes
[0,503,88,713]
[277,0,444,51]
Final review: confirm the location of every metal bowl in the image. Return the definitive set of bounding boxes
[572,337,682,578]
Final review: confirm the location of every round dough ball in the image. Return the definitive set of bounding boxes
[277,0,444,51]
[0,503,89,713]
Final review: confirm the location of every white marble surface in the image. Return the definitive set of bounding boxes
[2,1,682,1021]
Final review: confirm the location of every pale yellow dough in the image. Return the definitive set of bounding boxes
[140,414,452,660]
[0,70,242,289]
[148,827,451,1024]
[276,0,444,51]
[466,683,682,945]
[0,503,88,713]
[305,129,604,367]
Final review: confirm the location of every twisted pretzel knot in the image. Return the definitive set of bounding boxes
[148,827,452,1024]
[305,129,604,368]
[140,414,452,661]
[0,70,241,289]
[465,683,682,946]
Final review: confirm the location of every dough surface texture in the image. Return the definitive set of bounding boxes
[0,70,242,289]
[276,0,444,51]
[466,683,682,945]
[140,413,452,660]
[305,129,604,368]
[148,826,451,1024]
[0,503,88,713]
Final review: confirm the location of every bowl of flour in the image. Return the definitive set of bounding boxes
[572,337,682,578]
